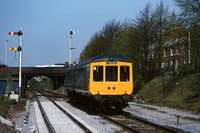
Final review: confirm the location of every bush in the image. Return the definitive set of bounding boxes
[177,64,194,76]
[133,75,144,94]
[0,99,17,118]
[56,86,66,94]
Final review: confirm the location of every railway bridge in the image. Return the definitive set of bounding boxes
[0,67,66,98]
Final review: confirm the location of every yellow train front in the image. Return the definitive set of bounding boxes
[65,54,133,112]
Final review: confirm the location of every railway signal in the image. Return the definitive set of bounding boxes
[9,46,22,51]
[9,47,18,51]
[69,29,78,67]
[8,31,23,36]
[8,28,23,98]
[8,32,18,35]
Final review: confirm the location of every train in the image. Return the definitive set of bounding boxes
[65,54,133,112]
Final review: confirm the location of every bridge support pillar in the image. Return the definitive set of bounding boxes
[52,76,65,90]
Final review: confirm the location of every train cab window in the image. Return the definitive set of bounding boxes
[93,66,103,81]
[120,66,130,81]
[106,66,118,81]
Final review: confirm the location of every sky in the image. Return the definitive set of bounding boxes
[0,0,178,67]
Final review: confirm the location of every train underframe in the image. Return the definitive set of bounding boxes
[95,96,128,112]
[67,90,130,113]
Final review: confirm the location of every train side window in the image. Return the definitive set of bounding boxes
[120,66,129,81]
[106,66,118,81]
[93,66,103,81]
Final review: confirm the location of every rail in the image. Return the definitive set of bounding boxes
[34,92,56,133]
[40,91,98,133]
[98,111,185,133]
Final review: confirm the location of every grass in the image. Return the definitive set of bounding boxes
[137,105,157,111]
[55,86,66,94]
[159,110,168,114]
[136,73,200,113]
[183,116,200,122]
[0,98,17,118]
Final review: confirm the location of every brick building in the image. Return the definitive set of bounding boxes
[161,36,189,72]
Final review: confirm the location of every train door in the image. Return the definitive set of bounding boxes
[0,81,6,95]
[13,80,19,94]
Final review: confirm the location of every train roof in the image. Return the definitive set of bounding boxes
[91,54,131,62]
[66,54,131,71]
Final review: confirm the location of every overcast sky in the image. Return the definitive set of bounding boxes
[0,0,178,67]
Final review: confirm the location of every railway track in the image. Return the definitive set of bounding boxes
[33,90,192,133]
[99,111,190,133]
[33,91,97,133]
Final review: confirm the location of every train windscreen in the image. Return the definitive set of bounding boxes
[120,66,129,81]
[106,66,118,81]
[93,66,103,81]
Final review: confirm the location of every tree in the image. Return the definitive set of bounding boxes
[175,0,200,72]
[175,0,200,26]
[132,2,155,82]
[100,19,122,53]
[80,32,103,61]
[111,22,130,57]
[153,1,170,75]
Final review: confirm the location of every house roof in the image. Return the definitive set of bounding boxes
[163,37,187,47]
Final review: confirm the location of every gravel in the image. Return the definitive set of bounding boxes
[22,102,39,133]
[58,100,123,133]
[125,102,200,133]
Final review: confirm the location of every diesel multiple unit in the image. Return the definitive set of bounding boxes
[65,54,133,111]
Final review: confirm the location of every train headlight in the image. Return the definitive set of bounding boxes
[109,56,114,61]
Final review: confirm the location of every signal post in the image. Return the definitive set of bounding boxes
[8,28,23,98]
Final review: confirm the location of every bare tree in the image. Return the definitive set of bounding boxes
[133,2,155,81]
[153,1,170,75]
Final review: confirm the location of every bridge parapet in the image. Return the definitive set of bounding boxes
[12,67,66,74]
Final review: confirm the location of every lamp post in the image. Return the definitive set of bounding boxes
[69,29,78,67]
